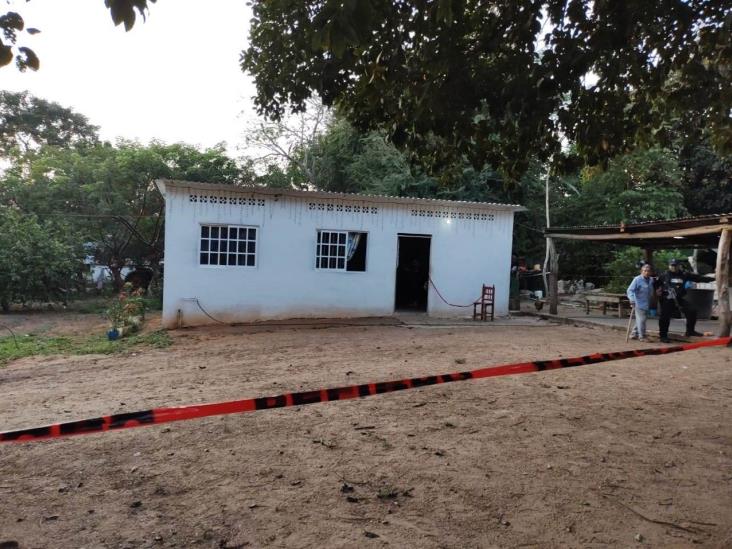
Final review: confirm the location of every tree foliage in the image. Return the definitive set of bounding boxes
[2,139,244,289]
[242,0,732,181]
[677,139,732,215]
[1,0,155,71]
[0,207,83,310]
[556,147,687,227]
[243,97,333,188]
[0,90,100,158]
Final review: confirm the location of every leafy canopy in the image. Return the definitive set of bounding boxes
[2,139,244,279]
[242,0,732,181]
[0,207,84,308]
[0,90,100,157]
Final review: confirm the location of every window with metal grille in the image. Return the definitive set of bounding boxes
[199,225,257,267]
[316,230,367,271]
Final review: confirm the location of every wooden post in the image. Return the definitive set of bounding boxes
[548,238,559,315]
[717,228,731,337]
[542,168,551,298]
[643,248,653,266]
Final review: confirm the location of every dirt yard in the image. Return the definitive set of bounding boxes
[0,313,730,548]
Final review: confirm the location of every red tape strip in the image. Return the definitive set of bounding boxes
[2,337,730,443]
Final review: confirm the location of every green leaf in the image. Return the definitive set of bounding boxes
[17,47,39,71]
[0,43,12,67]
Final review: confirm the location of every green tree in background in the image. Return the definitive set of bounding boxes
[2,140,243,289]
[243,97,332,189]
[678,139,732,216]
[0,90,99,158]
[0,207,83,310]
[555,148,687,227]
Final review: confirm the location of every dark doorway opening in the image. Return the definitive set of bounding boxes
[395,235,431,312]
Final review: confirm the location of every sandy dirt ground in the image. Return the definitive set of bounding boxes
[0,313,730,548]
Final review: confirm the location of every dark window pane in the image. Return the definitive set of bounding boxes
[330,245,337,255]
[200,253,208,265]
[339,233,346,244]
[238,241,246,253]
[337,258,345,269]
[201,226,209,238]
[211,240,219,252]
[338,245,345,257]
[237,254,246,266]
[237,227,246,239]
[322,232,329,243]
[346,232,367,271]
[229,227,237,239]
[248,228,256,240]
[201,240,209,251]
[211,226,219,238]
[247,241,255,253]
[208,253,218,265]
[329,257,337,269]
[317,232,322,244]
[246,255,255,266]
[219,253,227,265]
[219,241,228,252]
[228,254,236,266]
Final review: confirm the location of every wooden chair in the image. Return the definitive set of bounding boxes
[473,284,495,321]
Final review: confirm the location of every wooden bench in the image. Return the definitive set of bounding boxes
[585,293,631,318]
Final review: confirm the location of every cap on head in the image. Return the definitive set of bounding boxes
[668,259,679,266]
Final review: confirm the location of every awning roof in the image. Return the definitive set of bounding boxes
[545,212,732,248]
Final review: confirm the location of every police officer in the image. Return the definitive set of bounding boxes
[655,259,712,343]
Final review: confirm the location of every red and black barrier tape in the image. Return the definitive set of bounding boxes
[2,337,730,443]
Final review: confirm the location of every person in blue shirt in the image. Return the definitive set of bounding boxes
[626,263,654,341]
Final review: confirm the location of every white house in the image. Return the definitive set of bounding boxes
[156,179,524,328]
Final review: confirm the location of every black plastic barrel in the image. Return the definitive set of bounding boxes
[686,289,714,320]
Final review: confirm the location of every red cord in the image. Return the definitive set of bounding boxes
[428,276,482,308]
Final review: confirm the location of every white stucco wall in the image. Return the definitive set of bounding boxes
[160,182,518,327]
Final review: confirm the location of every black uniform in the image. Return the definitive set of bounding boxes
[655,268,712,339]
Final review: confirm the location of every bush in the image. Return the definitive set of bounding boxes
[107,283,146,334]
[0,208,84,310]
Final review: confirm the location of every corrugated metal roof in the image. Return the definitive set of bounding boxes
[545,212,732,248]
[156,179,526,212]
[548,212,732,233]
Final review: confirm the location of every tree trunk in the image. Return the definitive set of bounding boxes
[716,228,731,337]
[643,248,653,267]
[109,263,124,292]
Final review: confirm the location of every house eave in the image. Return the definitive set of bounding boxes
[155,179,527,213]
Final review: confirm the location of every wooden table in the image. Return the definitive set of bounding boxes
[585,293,631,318]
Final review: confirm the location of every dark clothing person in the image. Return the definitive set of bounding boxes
[655,260,712,342]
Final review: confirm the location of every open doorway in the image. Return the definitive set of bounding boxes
[395,234,431,312]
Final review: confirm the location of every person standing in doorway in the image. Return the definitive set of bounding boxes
[626,263,654,341]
